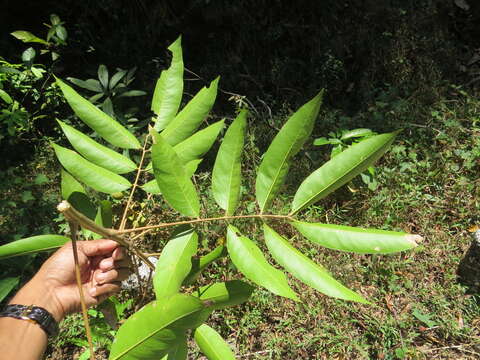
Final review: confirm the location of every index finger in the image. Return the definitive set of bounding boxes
[112,246,125,261]
[78,239,119,257]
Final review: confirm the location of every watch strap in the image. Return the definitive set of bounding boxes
[0,304,59,337]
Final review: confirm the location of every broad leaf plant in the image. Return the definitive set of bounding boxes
[0,36,422,360]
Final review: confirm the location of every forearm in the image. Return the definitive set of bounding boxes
[0,276,64,360]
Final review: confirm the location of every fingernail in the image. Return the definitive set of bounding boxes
[97,273,107,281]
[102,259,113,269]
[89,287,97,296]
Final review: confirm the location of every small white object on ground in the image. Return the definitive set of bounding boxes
[122,256,158,290]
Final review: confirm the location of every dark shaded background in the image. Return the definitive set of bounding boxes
[2,0,479,110]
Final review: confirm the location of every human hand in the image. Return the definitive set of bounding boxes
[10,239,131,321]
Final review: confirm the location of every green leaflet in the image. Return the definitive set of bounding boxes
[109,294,204,360]
[161,77,219,146]
[0,89,12,104]
[141,179,162,194]
[145,127,216,173]
[150,130,200,217]
[226,225,299,301]
[263,224,368,303]
[290,131,398,214]
[194,280,254,310]
[11,30,48,45]
[98,65,109,90]
[0,235,69,259]
[194,324,236,360]
[183,245,226,285]
[57,120,137,174]
[142,159,202,195]
[92,200,113,240]
[53,143,131,194]
[152,36,184,131]
[255,91,323,212]
[160,334,188,360]
[153,228,198,298]
[109,69,127,91]
[293,221,422,254]
[61,169,96,220]
[174,120,225,163]
[55,77,140,149]
[0,277,20,302]
[212,110,247,215]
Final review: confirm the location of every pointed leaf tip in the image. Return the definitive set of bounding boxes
[293,221,419,254]
[152,36,184,131]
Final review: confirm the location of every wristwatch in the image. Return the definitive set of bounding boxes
[0,304,59,337]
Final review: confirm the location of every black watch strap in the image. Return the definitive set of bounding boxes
[0,304,59,337]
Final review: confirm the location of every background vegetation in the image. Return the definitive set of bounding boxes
[1,0,479,359]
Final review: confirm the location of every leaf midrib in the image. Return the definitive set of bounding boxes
[58,146,130,189]
[66,126,135,172]
[292,138,393,214]
[233,234,290,295]
[155,235,194,297]
[197,327,229,360]
[112,307,201,359]
[224,125,243,214]
[73,93,134,147]
[259,104,316,212]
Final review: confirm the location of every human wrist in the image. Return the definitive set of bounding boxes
[9,276,65,322]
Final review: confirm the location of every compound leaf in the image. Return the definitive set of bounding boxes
[256,91,323,212]
[212,110,247,215]
[226,225,299,301]
[109,70,127,91]
[263,224,368,303]
[291,131,398,214]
